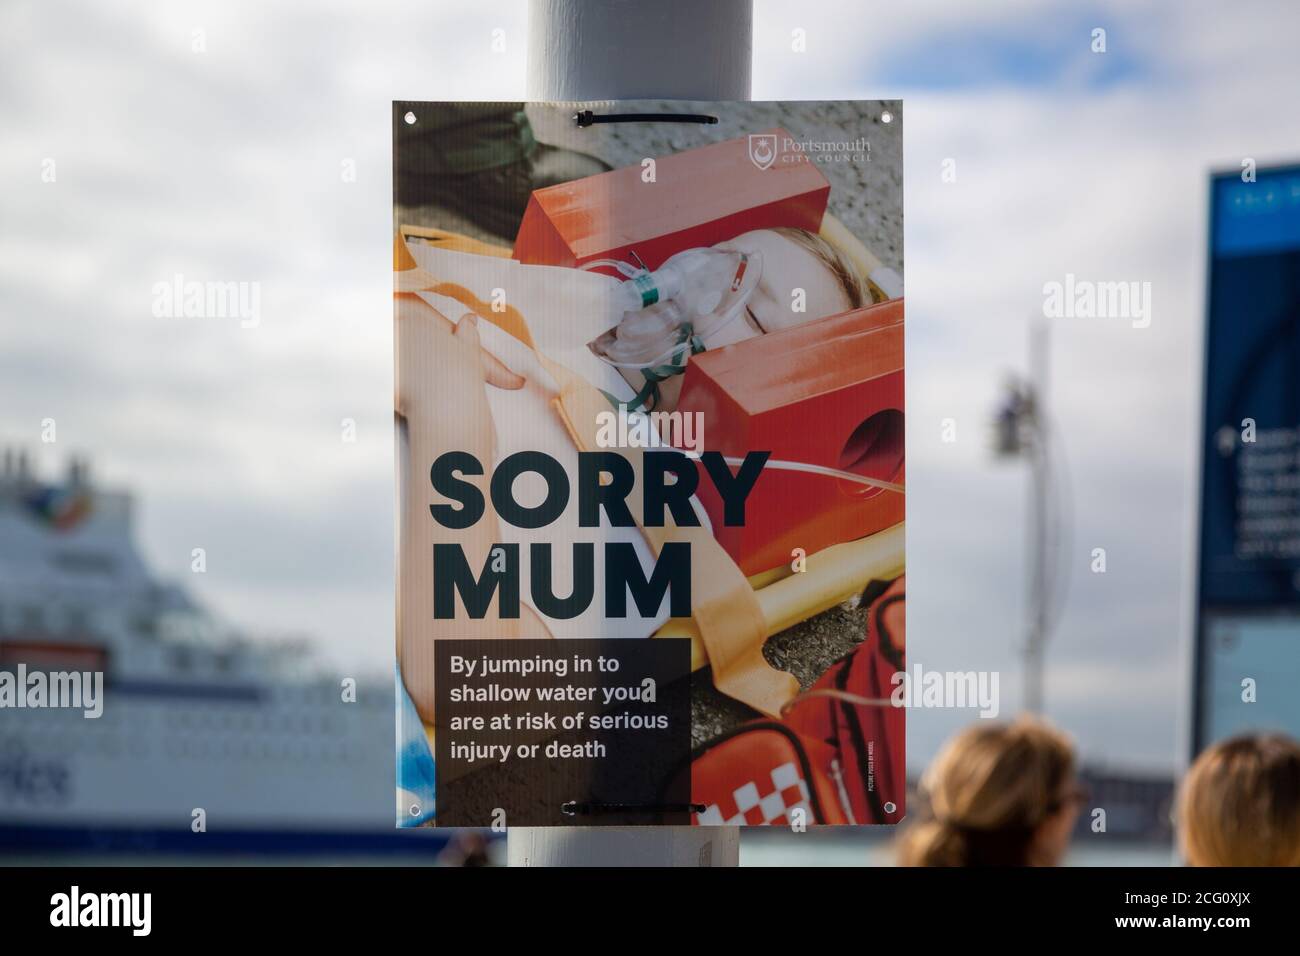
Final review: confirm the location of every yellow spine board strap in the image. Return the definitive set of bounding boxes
[394,262,536,351]
[395,250,797,719]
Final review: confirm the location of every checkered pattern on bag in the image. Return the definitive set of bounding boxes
[694,761,812,826]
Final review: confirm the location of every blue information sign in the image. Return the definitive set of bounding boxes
[1196,164,1300,750]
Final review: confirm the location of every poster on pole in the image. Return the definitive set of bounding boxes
[393,100,905,827]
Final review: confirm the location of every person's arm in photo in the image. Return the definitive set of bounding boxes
[395,292,549,723]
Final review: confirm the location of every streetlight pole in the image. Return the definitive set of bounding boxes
[1024,319,1050,715]
[992,318,1054,714]
[507,0,753,867]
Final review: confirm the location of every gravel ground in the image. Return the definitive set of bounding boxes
[396,100,904,745]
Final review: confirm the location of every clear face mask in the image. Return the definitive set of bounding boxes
[585,247,763,374]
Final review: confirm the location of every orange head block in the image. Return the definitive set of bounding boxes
[513,128,831,269]
[677,299,905,576]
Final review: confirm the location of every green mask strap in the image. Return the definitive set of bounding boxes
[622,322,707,412]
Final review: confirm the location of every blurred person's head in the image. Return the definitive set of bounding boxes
[898,717,1080,867]
[1178,733,1300,867]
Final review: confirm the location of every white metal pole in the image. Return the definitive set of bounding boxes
[509,0,752,867]
[526,0,751,101]
[1025,320,1049,714]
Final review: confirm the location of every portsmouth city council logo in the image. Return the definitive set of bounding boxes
[748,133,777,170]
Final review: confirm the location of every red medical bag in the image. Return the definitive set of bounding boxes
[688,577,907,826]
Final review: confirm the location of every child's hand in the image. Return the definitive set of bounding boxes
[395,293,525,463]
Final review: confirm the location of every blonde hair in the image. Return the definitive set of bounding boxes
[898,717,1076,867]
[770,226,874,309]
[1179,733,1300,867]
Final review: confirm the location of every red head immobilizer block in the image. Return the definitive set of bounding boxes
[513,128,830,269]
[676,299,905,576]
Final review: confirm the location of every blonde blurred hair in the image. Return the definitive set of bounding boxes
[770,226,875,310]
[1179,733,1300,867]
[898,717,1076,867]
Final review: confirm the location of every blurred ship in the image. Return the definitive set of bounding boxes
[0,450,440,854]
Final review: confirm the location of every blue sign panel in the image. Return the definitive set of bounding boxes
[1196,164,1300,750]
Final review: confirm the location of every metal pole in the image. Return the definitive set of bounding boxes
[508,0,752,867]
[1024,319,1049,714]
[526,0,751,101]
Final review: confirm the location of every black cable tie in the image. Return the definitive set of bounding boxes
[573,110,719,128]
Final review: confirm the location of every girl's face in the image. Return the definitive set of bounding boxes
[601,228,854,411]
[707,229,854,348]
[1030,779,1084,866]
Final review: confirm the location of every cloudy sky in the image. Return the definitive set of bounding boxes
[2,0,1298,773]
